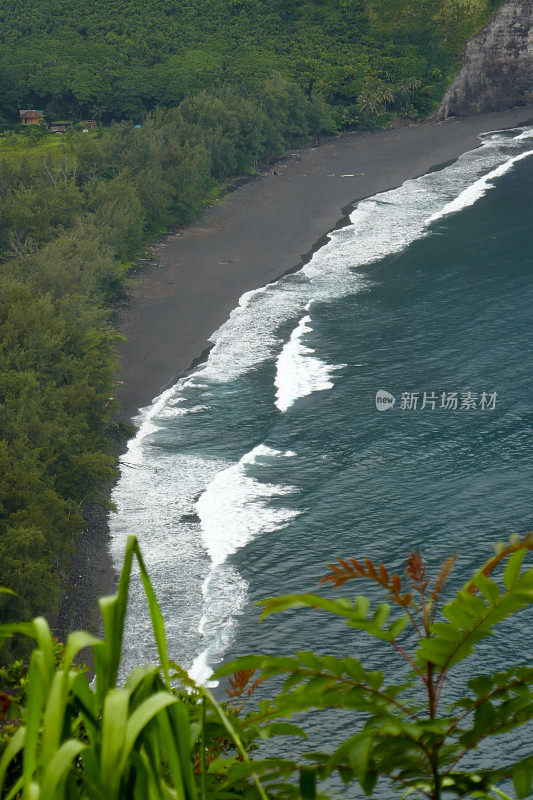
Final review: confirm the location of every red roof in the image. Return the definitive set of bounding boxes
[19,109,43,119]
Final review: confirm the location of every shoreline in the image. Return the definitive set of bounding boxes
[116,106,533,418]
[57,105,533,638]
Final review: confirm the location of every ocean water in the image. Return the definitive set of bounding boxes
[109,126,533,771]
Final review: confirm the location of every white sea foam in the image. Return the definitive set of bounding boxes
[126,385,177,465]
[191,445,300,682]
[426,148,533,223]
[169,127,533,387]
[514,129,533,141]
[110,124,533,681]
[275,315,344,412]
[189,563,248,685]
[197,444,299,564]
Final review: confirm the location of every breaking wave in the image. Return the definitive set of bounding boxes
[275,312,345,412]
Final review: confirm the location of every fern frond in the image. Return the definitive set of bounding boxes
[226,669,261,712]
[430,553,458,623]
[321,558,412,608]
[406,551,429,596]
[466,532,533,595]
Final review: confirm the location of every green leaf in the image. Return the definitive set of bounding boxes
[213,654,298,681]
[340,658,365,682]
[0,726,25,795]
[372,603,390,628]
[132,540,171,687]
[62,630,101,671]
[257,722,308,740]
[121,691,178,771]
[201,685,269,800]
[417,559,533,671]
[353,596,370,618]
[260,593,406,644]
[329,732,373,790]
[296,651,324,671]
[468,675,495,699]
[156,710,187,800]
[472,701,495,736]
[512,759,533,799]
[348,734,372,783]
[100,689,129,789]
[41,739,86,798]
[22,651,47,799]
[299,767,317,799]
[388,615,409,639]
[503,549,526,590]
[41,670,69,769]
[475,574,499,606]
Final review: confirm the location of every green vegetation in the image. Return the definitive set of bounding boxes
[0,0,503,128]
[0,534,531,799]
[0,79,334,635]
[0,130,99,168]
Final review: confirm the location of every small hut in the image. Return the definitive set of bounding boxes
[20,109,43,125]
[49,122,70,133]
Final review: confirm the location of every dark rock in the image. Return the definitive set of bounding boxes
[439,0,533,119]
[180,512,201,524]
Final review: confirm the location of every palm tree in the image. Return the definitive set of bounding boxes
[357,82,395,117]
[357,89,384,117]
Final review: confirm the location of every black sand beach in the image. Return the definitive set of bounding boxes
[117,106,533,419]
[58,105,533,636]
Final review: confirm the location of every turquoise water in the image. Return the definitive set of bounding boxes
[110,126,533,777]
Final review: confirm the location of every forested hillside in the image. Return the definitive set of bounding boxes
[0,0,502,127]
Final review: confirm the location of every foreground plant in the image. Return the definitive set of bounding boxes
[1,534,531,799]
[216,533,533,800]
[0,536,316,800]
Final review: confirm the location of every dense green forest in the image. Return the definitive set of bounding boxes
[0,0,504,631]
[0,0,502,127]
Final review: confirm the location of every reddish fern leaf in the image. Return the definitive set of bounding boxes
[321,557,364,587]
[391,574,402,593]
[406,551,429,595]
[365,558,378,579]
[321,556,413,608]
[226,669,257,700]
[431,554,458,602]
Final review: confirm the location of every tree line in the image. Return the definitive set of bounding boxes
[0,0,503,128]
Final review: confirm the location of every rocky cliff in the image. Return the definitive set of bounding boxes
[439,0,533,118]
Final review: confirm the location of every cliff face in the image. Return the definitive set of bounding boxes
[439,0,533,118]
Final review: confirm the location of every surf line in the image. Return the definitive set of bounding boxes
[189,444,300,683]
